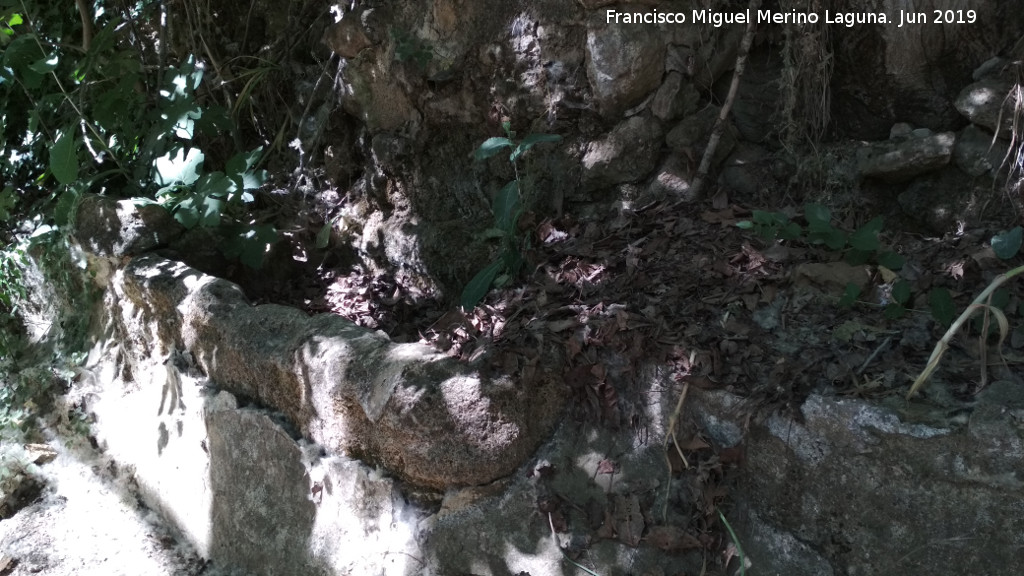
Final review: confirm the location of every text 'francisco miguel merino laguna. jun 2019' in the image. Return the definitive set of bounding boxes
[605,8,979,28]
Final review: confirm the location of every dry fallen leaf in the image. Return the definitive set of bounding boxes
[596,459,616,475]
[647,525,702,552]
[613,494,644,547]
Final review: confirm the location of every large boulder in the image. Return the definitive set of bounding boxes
[585,18,664,118]
[581,115,663,191]
[694,388,1024,576]
[955,77,1018,138]
[74,195,183,258]
[857,131,955,181]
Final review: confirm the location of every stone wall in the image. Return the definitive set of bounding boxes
[318,0,1023,298]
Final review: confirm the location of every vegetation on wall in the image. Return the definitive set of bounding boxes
[0,0,282,434]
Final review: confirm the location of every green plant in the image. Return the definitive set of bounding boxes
[738,203,904,267]
[739,203,910,316]
[0,365,62,437]
[461,120,560,309]
[0,4,276,269]
[992,226,1023,260]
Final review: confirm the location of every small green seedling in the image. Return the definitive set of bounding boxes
[461,121,560,310]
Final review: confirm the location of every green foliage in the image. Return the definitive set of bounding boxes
[737,203,902,269]
[928,287,955,327]
[461,121,561,310]
[0,244,28,360]
[0,366,60,436]
[0,3,277,277]
[992,226,1022,260]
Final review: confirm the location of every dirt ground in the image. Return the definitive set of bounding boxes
[0,420,242,576]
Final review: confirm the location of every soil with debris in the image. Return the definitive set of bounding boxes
[214,182,1024,570]
[0,421,244,576]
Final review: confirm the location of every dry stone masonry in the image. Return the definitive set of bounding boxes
[33,1,1024,574]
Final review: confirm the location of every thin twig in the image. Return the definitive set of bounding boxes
[690,0,761,199]
[857,337,891,375]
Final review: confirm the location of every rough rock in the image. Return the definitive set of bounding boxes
[581,115,663,191]
[955,77,1018,137]
[585,19,664,118]
[108,255,564,489]
[338,31,421,132]
[650,71,699,123]
[735,391,1024,576]
[644,155,695,202]
[829,1,1023,138]
[954,124,1011,178]
[323,12,372,58]
[724,50,784,144]
[74,195,183,258]
[857,131,955,181]
[422,404,706,576]
[897,167,978,234]
[720,143,769,197]
[84,346,421,575]
[666,105,737,168]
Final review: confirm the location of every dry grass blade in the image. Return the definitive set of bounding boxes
[907,264,1024,399]
[976,290,1010,389]
[662,381,690,522]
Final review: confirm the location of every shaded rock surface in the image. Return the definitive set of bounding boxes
[581,115,663,191]
[696,389,1024,576]
[584,18,664,118]
[106,254,563,490]
[74,195,183,258]
[955,77,1018,137]
[954,124,1011,178]
[857,131,955,181]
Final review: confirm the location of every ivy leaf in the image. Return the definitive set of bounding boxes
[808,228,846,250]
[849,217,883,252]
[154,147,203,187]
[196,171,233,199]
[199,195,224,227]
[0,186,16,221]
[315,220,333,249]
[804,203,831,229]
[28,53,58,74]
[884,303,906,320]
[844,248,872,266]
[838,282,861,308]
[461,259,505,310]
[3,35,45,88]
[221,224,278,268]
[173,197,200,228]
[226,146,263,175]
[876,251,905,270]
[991,226,1022,260]
[928,287,954,327]
[779,222,803,241]
[891,280,911,305]
[49,130,79,185]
